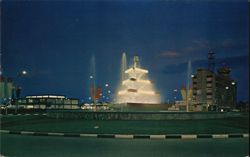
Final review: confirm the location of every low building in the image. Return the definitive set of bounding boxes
[192,67,237,111]
[15,94,80,109]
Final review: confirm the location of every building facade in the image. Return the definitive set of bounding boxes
[192,67,237,111]
[15,95,80,109]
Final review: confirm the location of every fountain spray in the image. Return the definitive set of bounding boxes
[186,60,192,112]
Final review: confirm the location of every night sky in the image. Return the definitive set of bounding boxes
[1,0,249,102]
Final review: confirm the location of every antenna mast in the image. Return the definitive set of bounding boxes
[208,49,215,72]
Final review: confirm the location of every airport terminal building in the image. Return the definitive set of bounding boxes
[15,95,80,109]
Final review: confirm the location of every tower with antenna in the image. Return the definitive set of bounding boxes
[208,49,215,72]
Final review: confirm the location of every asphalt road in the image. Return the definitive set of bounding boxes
[0,134,249,157]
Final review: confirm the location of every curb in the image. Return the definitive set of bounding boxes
[0,130,248,140]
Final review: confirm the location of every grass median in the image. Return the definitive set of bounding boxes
[0,114,249,134]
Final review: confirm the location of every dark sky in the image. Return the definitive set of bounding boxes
[1,0,249,102]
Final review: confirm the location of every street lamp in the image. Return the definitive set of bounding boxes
[15,70,27,97]
[173,89,178,102]
[21,70,27,76]
[13,70,27,114]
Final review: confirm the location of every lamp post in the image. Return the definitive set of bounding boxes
[173,89,178,105]
[104,83,112,103]
[89,75,94,104]
[14,70,27,114]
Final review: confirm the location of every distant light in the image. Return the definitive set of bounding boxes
[88,97,91,100]
[108,90,111,94]
[173,89,178,92]
[231,82,235,85]
[105,83,109,87]
[22,70,27,75]
[89,76,93,79]
[221,109,224,112]
[225,86,229,90]
[191,75,194,78]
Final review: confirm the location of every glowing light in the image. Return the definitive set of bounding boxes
[191,74,194,78]
[231,82,235,85]
[26,95,65,99]
[89,75,93,79]
[108,90,111,93]
[22,70,27,75]
[125,67,148,74]
[105,83,109,87]
[26,105,34,109]
[225,86,229,90]
[51,95,64,98]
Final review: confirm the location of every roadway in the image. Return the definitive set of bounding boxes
[0,133,249,157]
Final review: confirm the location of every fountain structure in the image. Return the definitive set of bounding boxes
[116,55,161,104]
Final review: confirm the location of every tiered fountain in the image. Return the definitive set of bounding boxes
[116,55,161,108]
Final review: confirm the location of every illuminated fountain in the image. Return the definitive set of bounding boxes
[116,55,161,104]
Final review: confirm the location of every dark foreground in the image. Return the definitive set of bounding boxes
[0,133,249,157]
